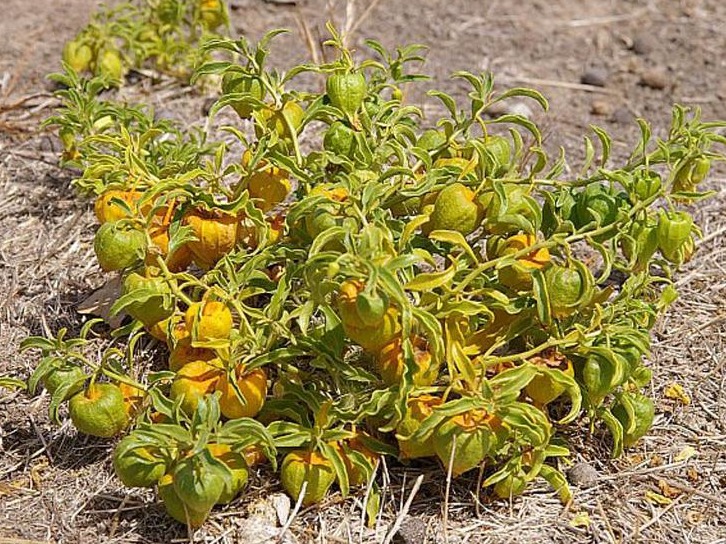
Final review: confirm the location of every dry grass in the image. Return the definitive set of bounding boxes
[1,1,726,543]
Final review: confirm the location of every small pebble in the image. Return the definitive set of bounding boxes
[581,67,608,88]
[567,462,600,487]
[626,56,643,74]
[631,35,655,56]
[611,106,632,125]
[591,100,613,116]
[271,493,291,526]
[393,517,428,544]
[640,68,669,90]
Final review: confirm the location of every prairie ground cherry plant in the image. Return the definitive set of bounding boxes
[8,0,726,531]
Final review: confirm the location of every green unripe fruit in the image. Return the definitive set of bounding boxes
[424,182,483,236]
[69,383,128,438]
[323,121,356,156]
[281,450,336,506]
[493,473,527,499]
[94,222,147,272]
[543,262,594,319]
[42,366,85,399]
[62,40,93,72]
[121,272,175,326]
[656,211,693,261]
[673,156,711,192]
[98,49,125,82]
[326,72,367,117]
[158,474,211,528]
[612,393,655,447]
[172,455,226,512]
[221,73,265,119]
[113,436,167,488]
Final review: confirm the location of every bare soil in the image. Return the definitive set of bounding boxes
[1,1,724,543]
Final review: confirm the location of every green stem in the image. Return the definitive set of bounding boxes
[155,254,194,306]
[438,192,660,303]
[101,368,148,392]
[483,334,592,366]
[282,111,303,167]
[74,351,148,392]
[229,299,256,339]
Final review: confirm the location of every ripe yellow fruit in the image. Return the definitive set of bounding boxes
[94,190,142,223]
[433,409,501,477]
[242,150,292,212]
[344,307,401,353]
[216,367,267,419]
[169,360,223,414]
[257,101,305,140]
[147,206,194,272]
[525,352,574,406]
[119,382,145,419]
[182,207,240,270]
[375,335,437,386]
[494,233,551,290]
[145,314,180,343]
[168,337,216,372]
[184,301,234,344]
[206,444,249,504]
[397,394,443,459]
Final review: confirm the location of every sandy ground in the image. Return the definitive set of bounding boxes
[1,1,724,543]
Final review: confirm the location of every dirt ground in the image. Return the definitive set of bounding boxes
[1,0,725,543]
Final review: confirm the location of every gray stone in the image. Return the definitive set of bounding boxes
[631,35,655,56]
[567,462,600,487]
[581,68,608,88]
[611,106,632,125]
[392,517,428,544]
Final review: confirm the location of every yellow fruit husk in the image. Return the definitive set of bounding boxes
[183,208,240,270]
[216,367,267,419]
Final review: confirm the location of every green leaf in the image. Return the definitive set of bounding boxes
[19,336,57,352]
[489,365,538,400]
[427,230,480,263]
[539,365,582,424]
[591,125,612,167]
[531,267,551,325]
[493,87,549,112]
[428,90,459,118]
[320,441,350,498]
[600,408,624,458]
[411,397,479,442]
[365,484,381,527]
[49,376,86,424]
[0,377,27,391]
[499,402,551,446]
[491,114,542,145]
[269,421,312,448]
[539,464,572,503]
[405,264,457,291]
